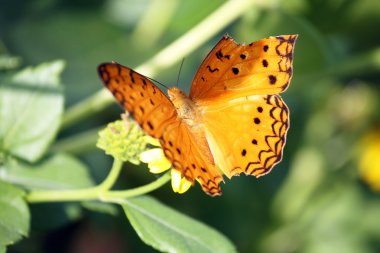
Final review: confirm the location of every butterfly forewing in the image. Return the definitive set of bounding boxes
[190,34,297,102]
[98,63,176,138]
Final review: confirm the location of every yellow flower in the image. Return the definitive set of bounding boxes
[171,169,192,194]
[140,137,192,194]
[358,130,380,191]
[139,148,171,173]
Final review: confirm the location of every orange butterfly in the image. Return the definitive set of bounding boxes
[98,34,298,196]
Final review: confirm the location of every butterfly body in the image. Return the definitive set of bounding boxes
[99,34,298,196]
[168,86,216,169]
[168,87,201,126]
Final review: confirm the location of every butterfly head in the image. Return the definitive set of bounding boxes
[167,87,189,111]
[167,87,187,101]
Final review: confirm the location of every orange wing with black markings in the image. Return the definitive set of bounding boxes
[98,63,175,138]
[98,63,223,196]
[98,34,297,196]
[190,34,297,102]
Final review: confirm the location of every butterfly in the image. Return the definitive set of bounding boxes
[98,34,298,196]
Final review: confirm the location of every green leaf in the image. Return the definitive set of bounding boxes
[0,181,29,246]
[121,196,237,253]
[0,60,65,162]
[0,244,5,253]
[1,153,94,190]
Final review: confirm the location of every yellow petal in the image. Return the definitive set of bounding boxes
[148,158,172,174]
[139,148,163,163]
[144,136,161,147]
[140,148,172,173]
[171,169,192,194]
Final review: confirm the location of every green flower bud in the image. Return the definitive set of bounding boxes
[97,119,148,164]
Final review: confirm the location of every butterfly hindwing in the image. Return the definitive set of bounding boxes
[159,117,223,196]
[202,94,289,178]
[190,35,297,101]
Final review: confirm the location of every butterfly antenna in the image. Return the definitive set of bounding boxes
[145,76,169,90]
[176,58,185,88]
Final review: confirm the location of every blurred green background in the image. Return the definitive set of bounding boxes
[1,0,380,252]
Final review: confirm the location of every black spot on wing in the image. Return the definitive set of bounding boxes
[207,65,219,73]
[232,67,239,75]
[147,121,154,130]
[216,50,223,60]
[269,75,277,84]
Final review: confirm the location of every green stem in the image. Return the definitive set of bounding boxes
[61,89,111,130]
[98,159,124,191]
[26,170,171,203]
[102,172,171,200]
[130,0,178,48]
[26,186,98,203]
[26,158,124,203]
[61,0,256,130]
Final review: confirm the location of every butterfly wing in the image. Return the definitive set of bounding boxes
[192,35,297,178]
[98,63,223,196]
[98,63,176,138]
[159,118,223,196]
[202,94,289,178]
[189,34,297,101]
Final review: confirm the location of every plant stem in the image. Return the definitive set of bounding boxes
[98,159,124,191]
[130,0,178,48]
[26,158,124,203]
[61,89,111,129]
[61,0,256,130]
[102,172,171,200]
[26,171,171,203]
[26,186,99,203]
